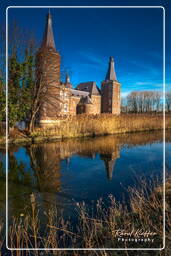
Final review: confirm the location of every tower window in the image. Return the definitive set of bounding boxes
[60,91,63,98]
[64,92,68,99]
[64,104,68,112]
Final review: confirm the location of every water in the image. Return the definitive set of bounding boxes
[0,131,171,221]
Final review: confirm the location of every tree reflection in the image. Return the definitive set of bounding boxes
[28,143,61,193]
[0,130,167,217]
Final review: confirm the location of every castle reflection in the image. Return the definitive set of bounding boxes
[26,130,166,193]
[28,134,121,193]
[28,143,61,193]
[0,130,167,216]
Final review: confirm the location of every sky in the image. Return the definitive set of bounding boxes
[1,0,171,97]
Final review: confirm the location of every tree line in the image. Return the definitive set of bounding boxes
[121,91,171,113]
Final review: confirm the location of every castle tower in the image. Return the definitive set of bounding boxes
[101,57,121,114]
[36,12,61,124]
[65,73,72,88]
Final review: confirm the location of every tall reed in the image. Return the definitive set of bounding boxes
[4,178,171,255]
[31,114,171,139]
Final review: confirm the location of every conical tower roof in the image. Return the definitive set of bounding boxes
[41,12,56,50]
[65,73,70,84]
[105,57,117,81]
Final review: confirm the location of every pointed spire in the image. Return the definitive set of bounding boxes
[105,57,117,81]
[65,73,70,84]
[41,11,56,50]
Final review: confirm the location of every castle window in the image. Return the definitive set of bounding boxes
[60,91,63,98]
[64,104,68,112]
[64,92,68,99]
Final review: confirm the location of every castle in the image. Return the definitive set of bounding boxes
[36,13,121,125]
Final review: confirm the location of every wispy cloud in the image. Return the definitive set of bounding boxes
[78,50,107,67]
[135,82,151,85]
[129,60,162,78]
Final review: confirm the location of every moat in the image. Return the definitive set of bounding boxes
[0,131,171,222]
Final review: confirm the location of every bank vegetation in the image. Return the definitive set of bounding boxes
[0,178,171,255]
[0,113,170,145]
[30,113,170,141]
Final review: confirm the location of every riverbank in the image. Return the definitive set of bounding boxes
[1,178,170,253]
[0,113,171,146]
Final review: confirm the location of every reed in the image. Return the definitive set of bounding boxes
[31,113,171,139]
[1,178,170,255]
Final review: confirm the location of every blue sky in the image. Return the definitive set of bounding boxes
[1,0,171,97]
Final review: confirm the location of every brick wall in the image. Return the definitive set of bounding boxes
[101,81,121,114]
[36,48,60,86]
[112,81,121,115]
[91,95,101,114]
[36,47,61,122]
[76,103,94,114]
[69,96,81,115]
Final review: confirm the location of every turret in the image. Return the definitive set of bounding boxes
[41,12,56,50]
[101,57,121,115]
[65,73,72,88]
[36,12,61,124]
[105,57,117,81]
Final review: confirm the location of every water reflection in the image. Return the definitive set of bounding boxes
[100,152,119,180]
[28,135,122,190]
[0,130,170,217]
[28,144,61,192]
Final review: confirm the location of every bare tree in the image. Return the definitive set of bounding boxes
[127,92,138,113]
[166,92,171,112]
[125,91,162,113]
[28,76,67,132]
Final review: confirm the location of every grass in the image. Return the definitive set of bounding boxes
[0,113,170,145]
[1,177,171,255]
[31,113,171,139]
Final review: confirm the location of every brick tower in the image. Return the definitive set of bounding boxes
[36,12,61,124]
[101,57,121,115]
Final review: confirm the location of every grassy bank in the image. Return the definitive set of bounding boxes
[33,113,169,138]
[0,113,170,145]
[1,178,171,255]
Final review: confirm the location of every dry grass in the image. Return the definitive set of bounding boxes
[31,114,171,139]
[0,178,170,255]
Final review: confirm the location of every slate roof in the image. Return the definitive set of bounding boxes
[76,82,101,96]
[71,89,89,97]
[105,57,117,81]
[41,13,56,50]
[79,95,93,104]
